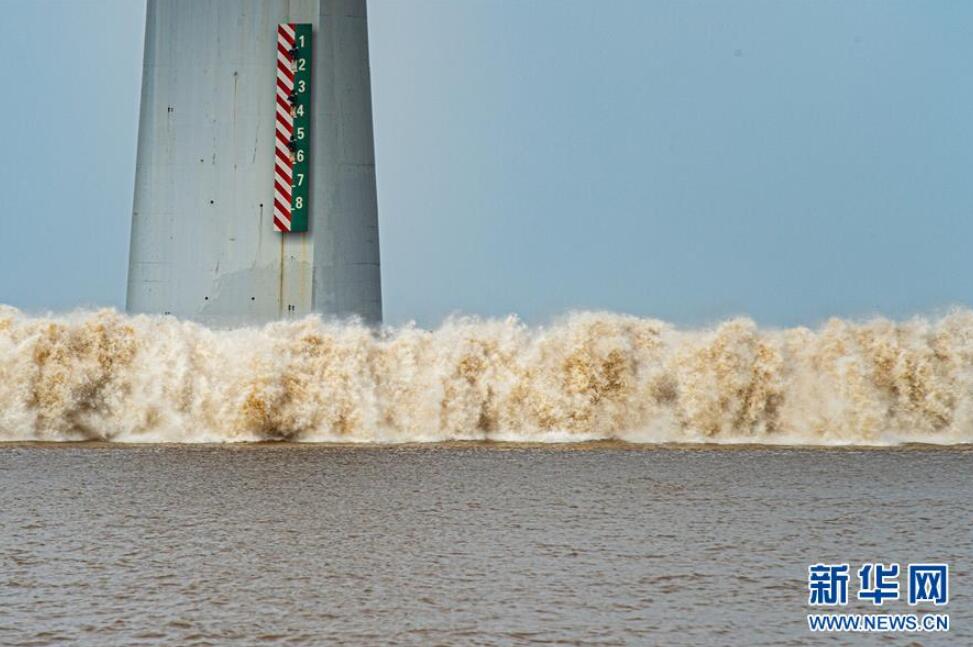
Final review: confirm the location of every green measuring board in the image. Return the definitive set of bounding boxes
[274,23,312,233]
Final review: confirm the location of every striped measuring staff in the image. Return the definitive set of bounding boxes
[274,23,312,233]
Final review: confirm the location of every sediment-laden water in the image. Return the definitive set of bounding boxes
[0,444,969,645]
[1,306,972,444]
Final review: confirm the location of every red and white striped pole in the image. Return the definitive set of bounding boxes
[273,23,311,233]
[274,24,295,231]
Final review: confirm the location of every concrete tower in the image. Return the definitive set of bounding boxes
[127,0,382,324]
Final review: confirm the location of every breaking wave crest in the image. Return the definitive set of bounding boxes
[1,306,972,445]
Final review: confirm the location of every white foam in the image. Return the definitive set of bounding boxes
[1,306,971,444]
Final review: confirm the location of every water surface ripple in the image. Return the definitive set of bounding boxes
[0,444,969,645]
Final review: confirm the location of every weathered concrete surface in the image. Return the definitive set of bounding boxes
[127,0,382,325]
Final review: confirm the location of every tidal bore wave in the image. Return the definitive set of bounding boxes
[1,306,972,444]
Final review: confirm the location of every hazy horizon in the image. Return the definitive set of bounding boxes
[1,0,972,328]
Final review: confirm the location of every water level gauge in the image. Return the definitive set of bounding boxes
[274,23,311,233]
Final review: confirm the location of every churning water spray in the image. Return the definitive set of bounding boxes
[1,306,972,444]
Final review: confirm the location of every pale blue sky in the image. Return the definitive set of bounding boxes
[1,0,971,327]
